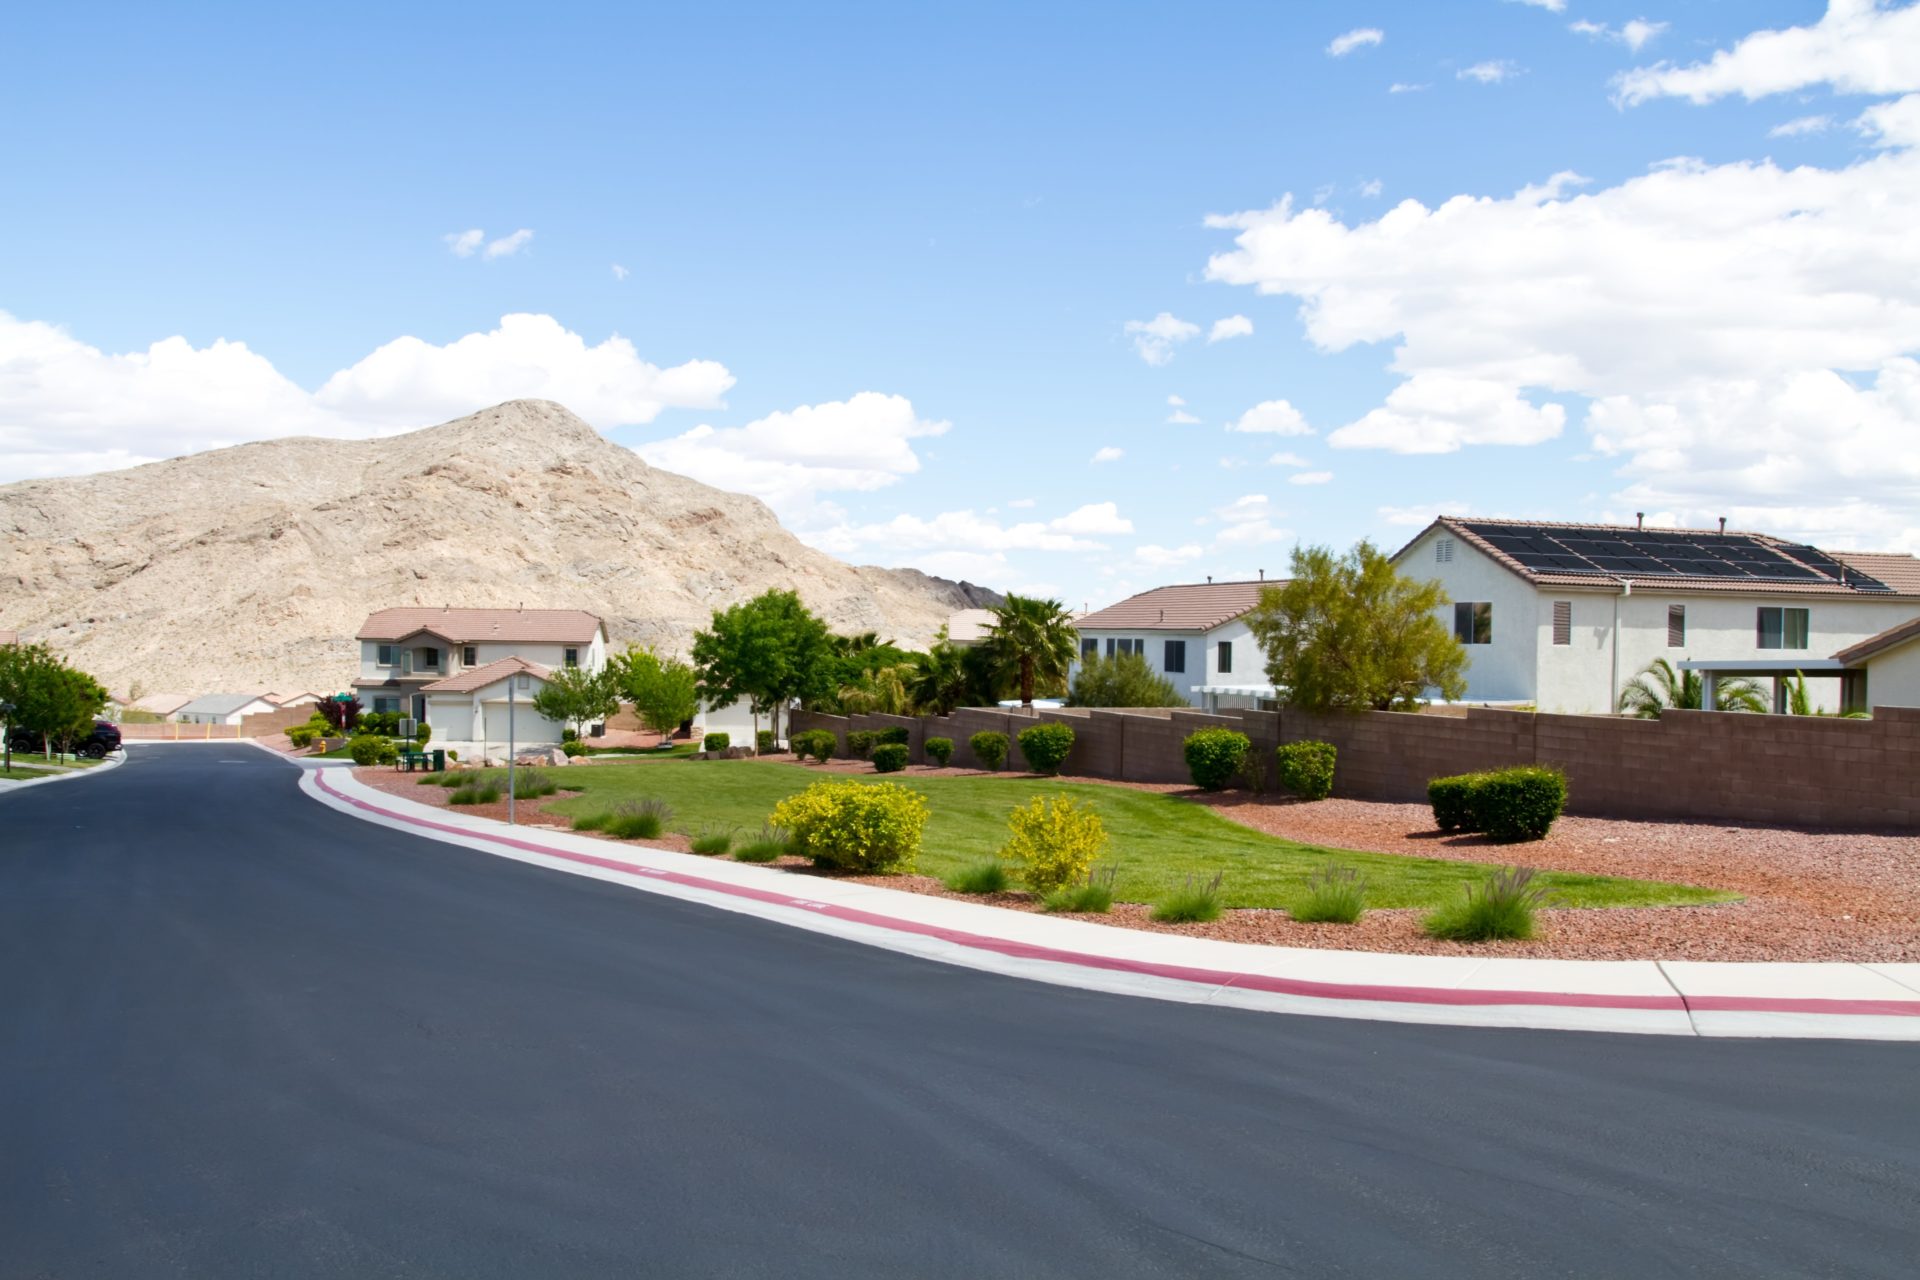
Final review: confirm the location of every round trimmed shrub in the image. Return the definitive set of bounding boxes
[924,736,954,767]
[846,729,878,760]
[1427,772,1483,832]
[756,729,776,755]
[1016,723,1075,775]
[561,739,588,758]
[1474,767,1567,843]
[1183,728,1250,792]
[969,730,1008,770]
[871,743,909,773]
[1276,740,1337,801]
[803,730,838,763]
[876,726,910,747]
[769,780,930,873]
[348,735,386,766]
[1000,793,1108,893]
[287,727,314,750]
[703,731,731,754]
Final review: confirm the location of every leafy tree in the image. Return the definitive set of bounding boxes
[836,664,916,715]
[531,664,621,737]
[1617,657,1766,717]
[691,589,835,742]
[985,594,1079,709]
[610,646,700,740]
[0,643,107,757]
[1067,651,1186,708]
[1785,670,1812,717]
[907,642,971,715]
[1245,541,1468,711]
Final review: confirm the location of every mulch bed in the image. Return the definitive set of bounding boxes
[350,763,1920,963]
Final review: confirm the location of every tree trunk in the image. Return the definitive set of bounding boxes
[1021,656,1034,708]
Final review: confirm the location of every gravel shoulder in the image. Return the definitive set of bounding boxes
[351,764,1919,963]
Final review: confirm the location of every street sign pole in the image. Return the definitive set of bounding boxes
[508,677,517,826]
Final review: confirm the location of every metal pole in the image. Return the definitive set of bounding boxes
[508,677,517,826]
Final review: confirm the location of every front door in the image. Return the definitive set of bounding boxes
[412,694,427,721]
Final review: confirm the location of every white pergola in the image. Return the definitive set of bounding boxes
[1675,658,1865,713]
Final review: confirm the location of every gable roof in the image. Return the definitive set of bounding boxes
[419,655,553,694]
[1397,517,1920,598]
[175,693,278,718]
[133,692,194,716]
[357,607,604,644]
[1833,617,1920,666]
[1075,580,1276,632]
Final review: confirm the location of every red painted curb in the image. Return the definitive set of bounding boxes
[312,772,1920,1022]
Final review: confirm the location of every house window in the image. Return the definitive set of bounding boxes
[373,696,400,714]
[1757,607,1809,650]
[1454,601,1493,645]
[1551,601,1571,646]
[376,644,395,667]
[420,646,440,671]
[1081,637,1097,659]
[463,645,477,667]
[1104,637,1116,658]
[564,647,579,668]
[1667,605,1685,648]
[1436,538,1455,564]
[1217,641,1233,674]
[1164,639,1186,673]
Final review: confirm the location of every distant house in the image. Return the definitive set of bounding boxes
[1392,517,1920,714]
[351,606,609,722]
[263,690,325,710]
[132,692,194,718]
[174,693,281,725]
[1071,580,1280,710]
[943,609,996,647]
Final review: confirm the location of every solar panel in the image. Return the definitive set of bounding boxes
[1455,521,1891,592]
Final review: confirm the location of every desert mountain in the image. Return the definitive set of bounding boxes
[0,400,1001,695]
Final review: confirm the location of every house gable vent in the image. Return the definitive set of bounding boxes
[1551,600,1572,646]
[1436,537,1455,564]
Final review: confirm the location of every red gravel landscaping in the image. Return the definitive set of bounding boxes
[350,763,1920,963]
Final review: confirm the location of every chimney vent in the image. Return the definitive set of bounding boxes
[1718,517,1726,534]
[1207,575,1213,584]
[1636,512,1644,529]
[1258,568,1265,581]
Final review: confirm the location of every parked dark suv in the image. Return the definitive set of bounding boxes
[6,719,122,759]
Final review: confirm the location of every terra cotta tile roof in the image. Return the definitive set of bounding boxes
[419,655,553,694]
[1074,581,1277,631]
[1832,616,1920,666]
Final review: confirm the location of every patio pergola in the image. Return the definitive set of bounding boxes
[1675,659,1867,713]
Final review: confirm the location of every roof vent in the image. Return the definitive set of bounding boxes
[1258,568,1265,581]
[1718,517,1727,534]
[1206,575,1213,584]
[1636,512,1644,529]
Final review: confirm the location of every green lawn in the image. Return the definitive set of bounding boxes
[541,759,1736,913]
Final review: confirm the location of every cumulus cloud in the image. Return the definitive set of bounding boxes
[1572,18,1669,53]
[1124,312,1199,365]
[1209,493,1294,547]
[1202,105,1920,543]
[1134,543,1206,568]
[0,311,734,484]
[1208,314,1255,343]
[1615,0,1920,106]
[1289,470,1335,485]
[1091,445,1125,463]
[1510,0,1565,11]
[1007,497,1037,509]
[611,263,630,281]
[443,229,485,257]
[1389,82,1430,94]
[1267,451,1311,467]
[1327,28,1384,57]
[1458,61,1519,84]
[1377,502,1469,528]
[483,229,534,259]
[1359,178,1384,198]
[1769,114,1836,137]
[1167,409,1201,424]
[1226,399,1312,435]
[1167,394,1186,406]
[640,391,946,522]
[810,503,1134,561]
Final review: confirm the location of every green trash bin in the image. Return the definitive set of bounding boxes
[433,748,446,772]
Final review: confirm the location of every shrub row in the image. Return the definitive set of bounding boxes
[846,726,910,760]
[1426,767,1567,843]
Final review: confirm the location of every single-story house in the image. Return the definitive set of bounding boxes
[263,690,325,710]
[174,693,282,725]
[1071,579,1280,710]
[352,606,609,721]
[1392,516,1920,714]
[132,692,194,718]
[419,656,567,759]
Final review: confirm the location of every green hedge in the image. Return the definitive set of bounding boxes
[1182,728,1250,792]
[924,736,954,767]
[847,729,878,759]
[876,726,910,747]
[1427,766,1567,843]
[1017,723,1076,775]
[703,731,731,754]
[792,729,838,762]
[871,743,909,773]
[1276,740,1337,801]
[757,729,776,755]
[969,731,1009,770]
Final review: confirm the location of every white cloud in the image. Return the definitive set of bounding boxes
[1267,451,1311,467]
[1091,445,1125,463]
[611,263,630,281]
[1134,543,1206,568]
[1007,497,1037,509]
[1459,60,1520,84]
[1389,82,1430,94]
[1289,470,1335,485]
[1616,1,1920,106]
[483,229,534,259]
[640,391,945,522]
[1124,312,1200,365]
[0,311,735,484]
[1769,114,1836,137]
[1049,501,1135,535]
[1167,410,1201,424]
[1327,28,1384,57]
[1377,502,1468,528]
[1359,178,1384,198]
[1859,93,1920,145]
[1226,399,1312,435]
[1510,0,1566,11]
[1202,122,1920,544]
[810,503,1133,561]
[1166,394,1186,406]
[1208,493,1294,547]
[443,229,484,257]
[1573,18,1669,53]
[1208,314,1255,343]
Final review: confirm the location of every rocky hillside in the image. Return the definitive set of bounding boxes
[0,400,1000,695]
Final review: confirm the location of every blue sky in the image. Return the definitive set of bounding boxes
[5,1,1917,611]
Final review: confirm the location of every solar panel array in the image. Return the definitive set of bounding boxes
[1457,523,1894,592]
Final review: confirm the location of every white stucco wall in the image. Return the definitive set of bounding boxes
[1070,628,1207,705]
[1399,529,1542,704]
[357,630,607,684]
[1859,638,1920,711]
[694,698,760,742]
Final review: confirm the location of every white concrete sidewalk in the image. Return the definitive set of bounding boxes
[303,767,1920,1042]
[0,749,127,794]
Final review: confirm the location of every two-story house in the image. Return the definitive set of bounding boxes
[1070,579,1279,710]
[352,607,610,753]
[1391,517,1920,714]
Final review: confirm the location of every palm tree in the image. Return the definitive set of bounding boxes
[829,631,883,658]
[1617,657,1767,718]
[984,594,1079,709]
[906,644,970,715]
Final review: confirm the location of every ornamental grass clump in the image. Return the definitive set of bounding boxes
[769,780,930,873]
[943,860,1011,895]
[509,768,558,799]
[1422,866,1554,942]
[1275,740,1337,801]
[1016,723,1076,776]
[1042,865,1118,915]
[969,731,1009,770]
[571,810,609,832]
[999,793,1108,893]
[1183,728,1250,792]
[448,782,501,806]
[1290,864,1367,924]
[924,736,954,767]
[871,743,910,773]
[734,827,793,862]
[690,829,734,856]
[1151,872,1225,924]
[603,799,674,841]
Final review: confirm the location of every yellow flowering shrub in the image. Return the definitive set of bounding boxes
[768,779,931,873]
[1000,794,1109,893]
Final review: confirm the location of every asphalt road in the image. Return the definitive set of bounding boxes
[3,745,1917,1278]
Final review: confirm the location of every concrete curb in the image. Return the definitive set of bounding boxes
[0,748,128,795]
[303,768,1920,1041]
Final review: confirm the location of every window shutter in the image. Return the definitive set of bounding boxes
[1436,538,1454,564]
[1667,605,1685,648]
[1552,601,1571,646]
